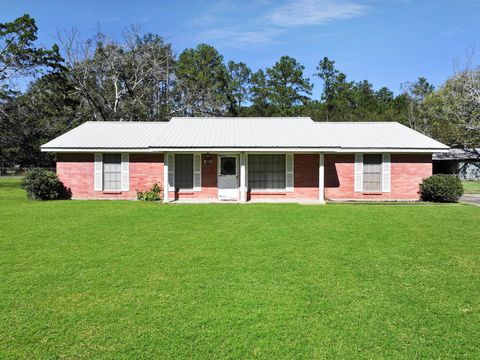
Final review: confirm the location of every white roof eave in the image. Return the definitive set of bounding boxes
[41,146,448,153]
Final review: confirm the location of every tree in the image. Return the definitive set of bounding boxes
[175,44,229,116]
[123,31,176,121]
[315,57,339,104]
[314,57,353,121]
[350,80,378,120]
[313,57,402,122]
[440,55,480,146]
[266,56,312,115]
[0,14,62,94]
[420,89,463,147]
[226,60,251,115]
[60,28,175,121]
[401,77,435,134]
[248,69,272,116]
[0,70,80,166]
[0,14,64,166]
[376,87,394,107]
[424,69,480,148]
[409,77,435,102]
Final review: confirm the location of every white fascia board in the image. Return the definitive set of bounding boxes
[148,147,340,152]
[43,147,341,153]
[41,148,154,153]
[42,147,449,154]
[328,148,449,154]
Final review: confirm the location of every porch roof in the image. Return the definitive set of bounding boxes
[41,117,449,153]
[433,148,480,161]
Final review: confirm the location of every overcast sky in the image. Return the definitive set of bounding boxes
[3,0,480,97]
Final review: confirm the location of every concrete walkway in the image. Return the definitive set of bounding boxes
[169,198,325,205]
[460,194,480,206]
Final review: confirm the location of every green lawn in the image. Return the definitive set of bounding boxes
[1,178,479,359]
[463,180,480,194]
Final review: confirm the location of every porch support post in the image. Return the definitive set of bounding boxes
[240,152,247,203]
[319,153,325,204]
[163,152,169,203]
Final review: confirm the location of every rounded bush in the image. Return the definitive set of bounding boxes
[21,168,71,200]
[420,174,463,202]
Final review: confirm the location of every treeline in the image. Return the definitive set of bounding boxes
[1,15,479,167]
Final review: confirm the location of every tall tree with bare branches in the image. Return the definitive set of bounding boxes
[59,27,175,121]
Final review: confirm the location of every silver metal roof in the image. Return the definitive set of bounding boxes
[42,121,169,149]
[314,122,448,150]
[153,117,336,148]
[41,117,449,152]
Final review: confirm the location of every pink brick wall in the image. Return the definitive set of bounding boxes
[56,153,164,200]
[324,154,432,201]
[56,152,432,201]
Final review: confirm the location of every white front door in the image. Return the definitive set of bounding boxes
[218,155,239,200]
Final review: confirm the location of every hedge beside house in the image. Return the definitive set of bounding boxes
[21,168,71,200]
[420,175,463,202]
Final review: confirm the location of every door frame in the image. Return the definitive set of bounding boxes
[217,154,240,200]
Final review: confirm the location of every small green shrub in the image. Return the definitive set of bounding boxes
[21,168,72,200]
[420,175,463,202]
[137,183,163,201]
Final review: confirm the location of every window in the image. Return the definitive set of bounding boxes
[220,157,236,175]
[103,154,121,191]
[363,154,382,192]
[248,154,286,190]
[175,154,193,190]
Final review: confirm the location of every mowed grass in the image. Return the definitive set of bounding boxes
[463,180,480,194]
[1,178,479,359]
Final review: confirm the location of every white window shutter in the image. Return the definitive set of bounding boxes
[94,153,103,191]
[121,153,130,191]
[168,153,175,191]
[354,154,363,192]
[193,154,201,191]
[382,153,391,192]
[286,154,294,192]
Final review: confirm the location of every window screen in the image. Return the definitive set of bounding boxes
[363,154,382,192]
[248,154,286,190]
[175,154,193,190]
[103,154,121,191]
[220,157,236,175]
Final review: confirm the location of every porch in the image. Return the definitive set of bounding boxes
[163,152,326,204]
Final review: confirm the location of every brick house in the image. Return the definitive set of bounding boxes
[41,117,449,203]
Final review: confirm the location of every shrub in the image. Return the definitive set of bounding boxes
[21,168,72,200]
[137,183,163,201]
[420,175,463,202]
